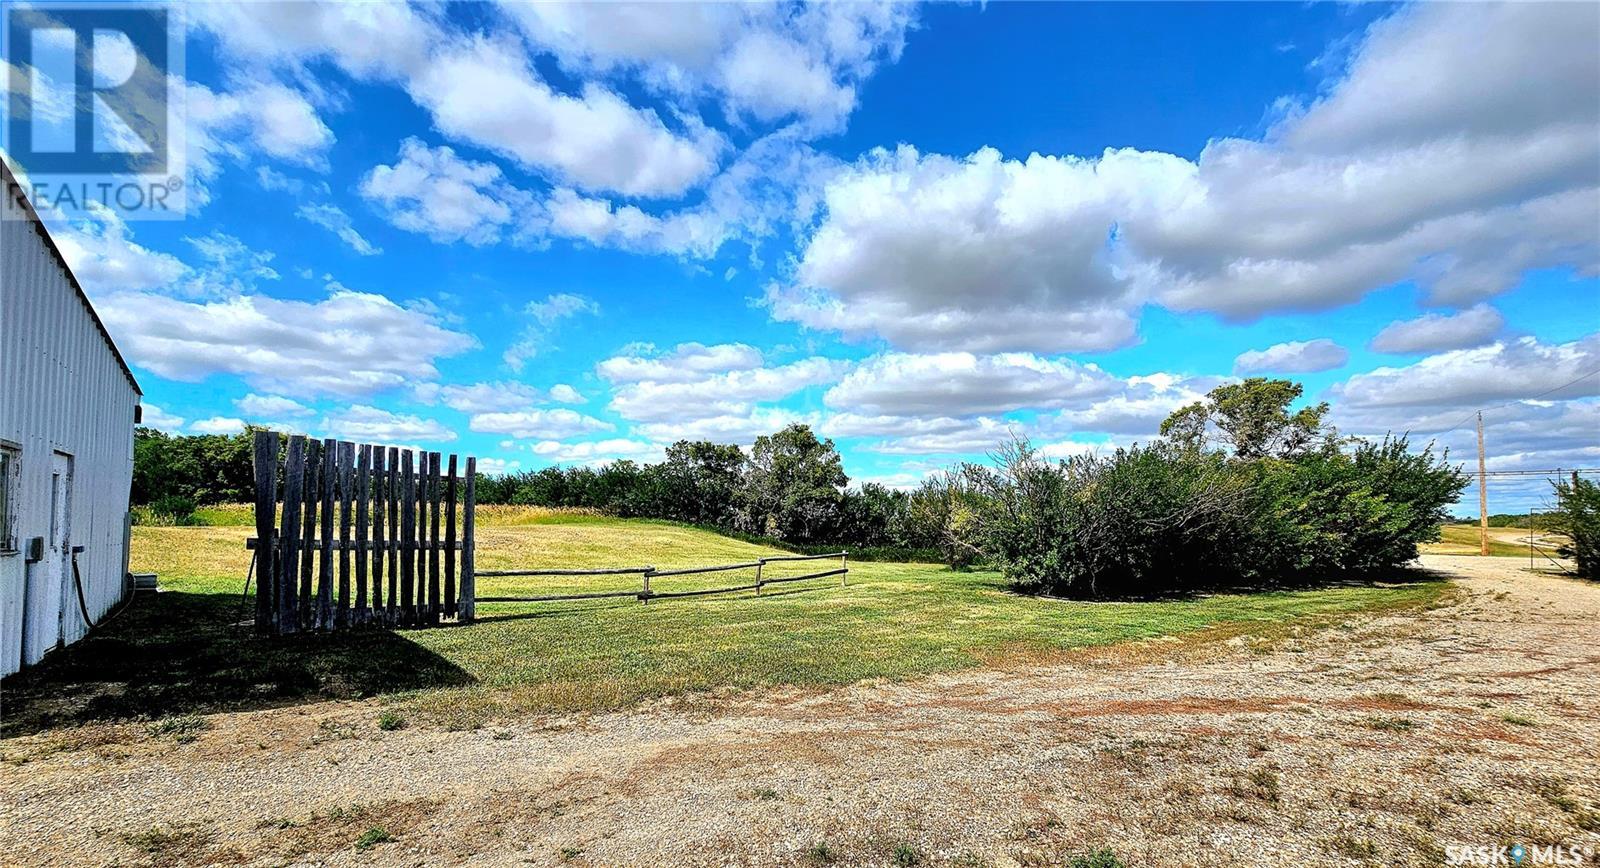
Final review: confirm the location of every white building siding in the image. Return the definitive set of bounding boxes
[1,168,140,676]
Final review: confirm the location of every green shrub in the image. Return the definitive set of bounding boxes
[1551,476,1600,579]
[955,382,1465,599]
[1068,850,1127,868]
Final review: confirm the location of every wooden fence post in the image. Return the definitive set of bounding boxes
[278,435,305,634]
[251,430,278,633]
[445,454,457,618]
[387,447,399,626]
[355,444,370,624]
[428,451,442,625]
[371,446,384,621]
[754,560,763,596]
[459,457,475,622]
[337,442,354,628]
[842,551,849,587]
[401,450,416,626]
[299,438,320,626]
[318,439,336,630]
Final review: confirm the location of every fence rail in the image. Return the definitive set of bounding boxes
[477,551,850,606]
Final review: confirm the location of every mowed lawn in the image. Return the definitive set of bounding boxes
[3,509,1446,734]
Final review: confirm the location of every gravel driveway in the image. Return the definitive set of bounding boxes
[3,555,1597,867]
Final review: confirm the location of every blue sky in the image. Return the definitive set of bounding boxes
[11,1,1599,513]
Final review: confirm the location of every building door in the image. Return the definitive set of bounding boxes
[46,451,73,648]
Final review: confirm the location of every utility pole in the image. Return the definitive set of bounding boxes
[1477,411,1489,556]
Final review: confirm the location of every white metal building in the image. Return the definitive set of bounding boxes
[1,159,142,676]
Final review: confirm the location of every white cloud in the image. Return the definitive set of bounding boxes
[597,342,764,384]
[549,384,585,404]
[776,3,1600,352]
[529,438,664,465]
[1050,374,1223,436]
[95,289,476,398]
[138,404,185,431]
[1233,339,1349,375]
[47,205,186,293]
[477,457,523,476]
[469,408,614,440]
[191,416,245,435]
[609,357,846,423]
[1331,334,1600,410]
[417,381,546,414]
[186,80,334,174]
[1370,304,1504,354]
[504,1,913,134]
[824,352,1118,417]
[236,394,314,418]
[829,415,1018,456]
[360,138,526,246]
[634,407,810,446]
[504,293,599,372]
[322,405,457,444]
[408,35,722,197]
[296,203,381,256]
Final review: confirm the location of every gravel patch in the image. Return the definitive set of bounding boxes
[3,555,1597,867]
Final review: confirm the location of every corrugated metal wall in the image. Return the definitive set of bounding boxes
[1,176,140,676]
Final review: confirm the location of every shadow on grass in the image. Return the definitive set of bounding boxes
[0,591,473,738]
[468,583,833,623]
[1015,565,1444,603]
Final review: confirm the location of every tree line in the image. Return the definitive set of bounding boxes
[134,378,1588,590]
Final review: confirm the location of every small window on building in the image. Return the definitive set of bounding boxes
[0,447,16,553]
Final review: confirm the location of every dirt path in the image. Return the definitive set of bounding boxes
[4,556,1598,867]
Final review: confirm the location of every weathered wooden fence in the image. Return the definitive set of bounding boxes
[248,430,476,634]
[475,551,848,605]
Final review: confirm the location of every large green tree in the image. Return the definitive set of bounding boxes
[738,424,849,542]
[1160,378,1330,459]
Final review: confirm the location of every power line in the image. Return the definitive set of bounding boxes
[1436,366,1600,436]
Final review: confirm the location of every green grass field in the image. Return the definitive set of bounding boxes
[2,509,1447,735]
[1423,523,1564,558]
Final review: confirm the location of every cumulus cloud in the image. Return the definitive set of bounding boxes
[295,203,381,256]
[824,352,1118,417]
[1370,304,1504,354]
[190,416,245,435]
[775,2,1600,352]
[47,205,186,293]
[1050,374,1224,436]
[1233,339,1349,375]
[360,138,527,246]
[1331,334,1600,411]
[321,405,457,444]
[138,404,185,430]
[408,35,722,197]
[529,438,664,465]
[94,289,476,398]
[634,407,811,446]
[186,80,335,180]
[504,293,599,372]
[503,1,913,134]
[476,457,523,475]
[597,342,764,384]
[236,394,314,418]
[609,357,846,423]
[417,381,547,414]
[549,384,585,404]
[469,408,614,440]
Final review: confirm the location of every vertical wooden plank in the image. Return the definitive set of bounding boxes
[444,454,458,618]
[278,435,305,634]
[387,446,399,626]
[318,438,336,630]
[337,442,354,629]
[355,444,370,624]
[428,452,442,625]
[400,450,416,626]
[251,431,278,633]
[299,438,320,626]
[416,456,429,620]
[460,457,476,622]
[371,446,385,620]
